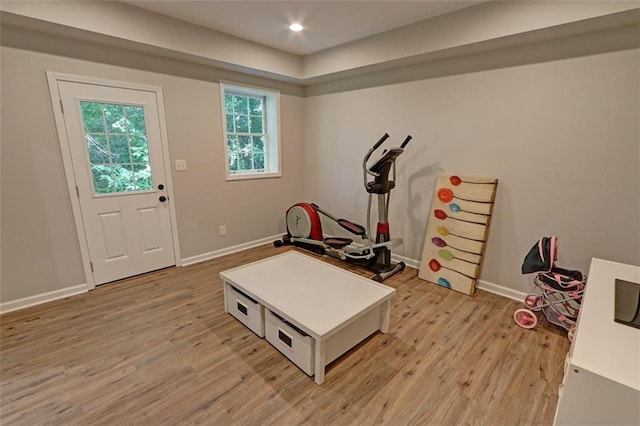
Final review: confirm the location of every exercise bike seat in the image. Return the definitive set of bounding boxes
[324,237,353,249]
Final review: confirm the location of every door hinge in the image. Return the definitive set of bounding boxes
[90,262,94,272]
[75,185,79,198]
[59,99,64,114]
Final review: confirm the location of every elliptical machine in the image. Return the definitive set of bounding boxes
[274,133,412,282]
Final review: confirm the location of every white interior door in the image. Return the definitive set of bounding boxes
[56,80,176,285]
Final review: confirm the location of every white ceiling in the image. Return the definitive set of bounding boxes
[124,1,485,55]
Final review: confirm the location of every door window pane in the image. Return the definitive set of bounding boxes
[91,165,115,193]
[125,105,146,134]
[109,135,131,163]
[86,134,110,164]
[80,101,153,194]
[133,164,153,190]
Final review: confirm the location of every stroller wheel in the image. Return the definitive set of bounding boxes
[514,308,538,329]
[524,294,543,311]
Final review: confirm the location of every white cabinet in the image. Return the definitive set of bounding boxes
[554,258,640,425]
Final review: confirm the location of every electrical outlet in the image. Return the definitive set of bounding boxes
[219,225,227,235]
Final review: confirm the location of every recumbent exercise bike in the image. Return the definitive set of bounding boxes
[274,133,412,282]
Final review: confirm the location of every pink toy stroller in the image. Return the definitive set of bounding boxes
[513,236,586,341]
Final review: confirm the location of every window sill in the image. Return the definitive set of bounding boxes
[226,172,281,181]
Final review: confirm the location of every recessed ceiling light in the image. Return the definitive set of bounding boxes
[289,23,304,32]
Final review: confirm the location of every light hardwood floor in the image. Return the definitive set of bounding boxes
[1,244,570,425]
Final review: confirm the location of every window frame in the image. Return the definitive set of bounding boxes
[220,81,281,181]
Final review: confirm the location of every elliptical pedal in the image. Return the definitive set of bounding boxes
[337,219,367,236]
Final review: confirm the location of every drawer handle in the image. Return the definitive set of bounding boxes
[237,300,248,316]
[278,329,293,348]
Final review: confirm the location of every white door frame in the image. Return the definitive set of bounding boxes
[46,71,182,290]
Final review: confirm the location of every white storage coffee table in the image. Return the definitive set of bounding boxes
[220,251,396,385]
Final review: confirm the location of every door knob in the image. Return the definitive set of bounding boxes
[159,196,167,202]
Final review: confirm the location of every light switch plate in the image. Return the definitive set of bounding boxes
[175,159,187,171]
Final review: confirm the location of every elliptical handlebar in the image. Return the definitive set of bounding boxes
[363,134,388,186]
[363,133,390,178]
[400,135,412,149]
[372,133,390,151]
[363,133,411,181]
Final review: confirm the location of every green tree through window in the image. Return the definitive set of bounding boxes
[80,101,153,194]
[224,93,266,173]
[221,83,280,179]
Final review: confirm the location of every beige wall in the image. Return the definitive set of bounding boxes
[0,46,305,303]
[303,48,640,293]
[1,29,638,305]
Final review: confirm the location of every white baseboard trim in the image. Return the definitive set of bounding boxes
[391,253,420,270]
[1,240,525,315]
[1,234,282,313]
[0,284,87,315]
[181,234,282,266]
[392,254,527,302]
[476,280,527,302]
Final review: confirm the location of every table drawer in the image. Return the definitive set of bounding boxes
[225,284,265,337]
[265,309,315,376]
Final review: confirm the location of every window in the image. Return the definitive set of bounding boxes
[80,101,153,194]
[221,82,280,179]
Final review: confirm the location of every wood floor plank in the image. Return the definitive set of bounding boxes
[0,244,570,425]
